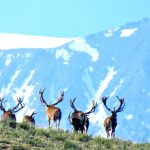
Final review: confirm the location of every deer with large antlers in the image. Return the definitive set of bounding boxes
[102,96,125,139]
[68,97,97,133]
[0,97,25,122]
[39,89,64,128]
[23,111,37,126]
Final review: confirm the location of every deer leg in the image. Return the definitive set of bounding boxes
[107,130,110,139]
[53,120,57,129]
[110,126,116,138]
[109,128,112,139]
[48,118,51,128]
[81,128,84,133]
[58,119,60,128]
[105,127,110,139]
[84,125,87,134]
[111,128,115,138]
[55,121,57,129]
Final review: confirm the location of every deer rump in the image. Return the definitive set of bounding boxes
[71,111,89,133]
[46,106,62,121]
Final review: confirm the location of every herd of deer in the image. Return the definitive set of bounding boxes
[0,89,125,139]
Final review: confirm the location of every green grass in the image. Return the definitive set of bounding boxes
[0,121,149,150]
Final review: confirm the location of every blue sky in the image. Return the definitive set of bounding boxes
[0,0,149,37]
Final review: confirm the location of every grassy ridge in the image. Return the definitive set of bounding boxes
[0,121,149,150]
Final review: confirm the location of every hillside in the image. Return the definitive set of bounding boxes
[0,122,149,150]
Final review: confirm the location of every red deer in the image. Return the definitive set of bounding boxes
[39,89,64,128]
[68,97,97,133]
[0,97,24,122]
[102,96,125,139]
[23,111,37,126]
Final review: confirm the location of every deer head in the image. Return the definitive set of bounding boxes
[39,88,64,107]
[102,96,125,116]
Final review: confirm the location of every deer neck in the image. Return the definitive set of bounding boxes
[110,113,117,120]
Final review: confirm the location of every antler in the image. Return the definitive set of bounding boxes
[102,96,112,112]
[0,97,6,112]
[51,91,64,106]
[85,100,97,115]
[10,97,25,113]
[115,96,125,112]
[68,112,72,124]
[39,88,49,107]
[70,97,78,112]
[31,111,37,117]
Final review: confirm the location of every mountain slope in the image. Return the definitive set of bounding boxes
[0,18,150,142]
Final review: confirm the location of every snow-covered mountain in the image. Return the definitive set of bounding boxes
[0,18,150,143]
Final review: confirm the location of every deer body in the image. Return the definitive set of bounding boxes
[46,105,62,128]
[1,110,16,121]
[23,111,37,126]
[69,97,97,133]
[39,89,64,128]
[102,96,125,139]
[104,114,117,138]
[23,116,35,125]
[71,111,87,133]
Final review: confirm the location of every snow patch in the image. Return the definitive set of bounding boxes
[104,27,119,37]
[56,48,71,64]
[25,52,31,59]
[89,66,93,72]
[5,54,13,66]
[0,33,76,50]
[125,114,133,120]
[94,67,117,101]
[110,79,124,97]
[0,69,21,96]
[120,28,138,37]
[69,38,99,62]
[104,29,113,37]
